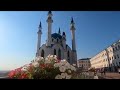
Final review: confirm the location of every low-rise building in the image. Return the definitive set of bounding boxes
[77,58,91,71]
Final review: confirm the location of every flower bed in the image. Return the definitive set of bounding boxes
[8,55,76,79]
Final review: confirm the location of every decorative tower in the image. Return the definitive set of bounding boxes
[36,21,42,57]
[70,17,77,65]
[46,11,53,47]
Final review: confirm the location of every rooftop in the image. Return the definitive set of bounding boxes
[79,58,91,60]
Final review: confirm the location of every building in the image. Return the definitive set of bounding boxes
[90,40,120,72]
[77,58,91,70]
[36,11,77,64]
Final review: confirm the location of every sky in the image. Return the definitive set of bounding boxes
[0,11,120,70]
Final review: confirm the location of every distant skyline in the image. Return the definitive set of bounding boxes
[1,11,120,70]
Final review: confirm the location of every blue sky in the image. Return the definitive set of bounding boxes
[0,11,120,70]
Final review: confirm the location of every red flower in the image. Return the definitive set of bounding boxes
[40,64,46,68]
[19,73,28,79]
[8,70,15,78]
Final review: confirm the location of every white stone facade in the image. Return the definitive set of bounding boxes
[36,11,77,64]
[90,40,120,72]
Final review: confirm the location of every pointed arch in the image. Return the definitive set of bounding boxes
[41,49,44,57]
[52,38,54,42]
[58,48,61,60]
[57,38,59,42]
[54,49,56,55]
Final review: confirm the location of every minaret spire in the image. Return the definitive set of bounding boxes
[71,17,75,30]
[39,21,42,29]
[46,11,53,47]
[71,17,74,24]
[70,17,76,50]
[48,11,52,14]
[70,17,77,65]
[58,27,61,35]
[36,21,42,57]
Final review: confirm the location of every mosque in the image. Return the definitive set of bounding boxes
[36,11,77,64]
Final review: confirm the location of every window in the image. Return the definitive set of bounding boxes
[57,39,58,42]
[66,45,67,49]
[115,47,117,50]
[112,56,114,60]
[109,57,111,60]
[67,51,70,57]
[116,62,118,66]
[68,59,70,63]
[54,49,56,55]
[58,49,61,59]
[117,55,119,58]
[114,56,116,59]
[113,63,115,67]
[52,39,54,42]
[113,48,115,51]
[118,45,120,49]
[119,62,120,66]
[104,59,105,62]
[41,49,44,57]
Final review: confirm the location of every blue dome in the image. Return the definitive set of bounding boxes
[51,33,62,39]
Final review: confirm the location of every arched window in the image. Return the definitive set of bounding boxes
[118,45,120,49]
[68,51,70,57]
[58,49,61,59]
[52,38,54,42]
[113,48,115,51]
[41,49,44,57]
[54,49,56,55]
[66,45,67,49]
[57,39,58,42]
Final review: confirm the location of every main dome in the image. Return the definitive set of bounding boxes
[51,33,62,39]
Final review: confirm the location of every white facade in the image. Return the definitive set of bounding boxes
[90,40,120,72]
[36,11,77,64]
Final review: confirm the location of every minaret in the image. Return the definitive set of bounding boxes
[62,32,66,50]
[58,27,61,35]
[36,21,42,57]
[62,31,67,61]
[46,11,53,47]
[70,17,77,65]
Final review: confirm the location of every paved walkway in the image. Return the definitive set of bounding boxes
[97,72,120,79]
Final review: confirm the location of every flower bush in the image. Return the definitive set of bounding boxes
[8,55,76,79]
